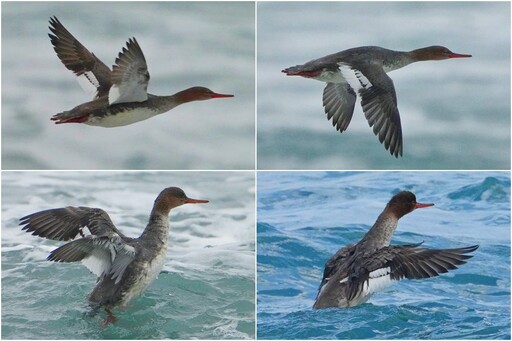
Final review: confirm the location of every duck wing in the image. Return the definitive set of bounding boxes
[108,38,150,104]
[322,82,357,132]
[316,243,356,298]
[20,206,125,240]
[20,207,137,283]
[339,62,403,158]
[48,16,112,99]
[344,243,479,301]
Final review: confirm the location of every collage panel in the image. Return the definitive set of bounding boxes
[2,1,255,170]
[257,171,510,339]
[257,2,510,170]
[2,171,255,338]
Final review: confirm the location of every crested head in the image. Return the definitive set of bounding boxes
[411,46,472,61]
[386,191,434,219]
[152,187,209,215]
[177,87,234,103]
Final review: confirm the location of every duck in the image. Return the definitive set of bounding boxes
[48,16,233,127]
[313,191,478,309]
[19,187,208,324]
[282,46,472,157]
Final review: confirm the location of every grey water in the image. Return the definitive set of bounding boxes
[2,2,255,170]
[257,2,510,170]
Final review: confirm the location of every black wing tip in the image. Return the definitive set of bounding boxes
[388,135,403,157]
[48,17,65,45]
[48,16,62,30]
[389,145,403,158]
[462,245,479,253]
[448,244,479,254]
[49,16,59,24]
[439,244,479,263]
[116,37,140,59]
[19,214,39,227]
[114,37,146,69]
[46,251,68,263]
[18,208,86,241]
[125,37,140,51]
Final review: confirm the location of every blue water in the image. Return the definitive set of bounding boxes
[2,171,255,339]
[257,171,510,339]
[2,2,255,170]
[257,2,510,169]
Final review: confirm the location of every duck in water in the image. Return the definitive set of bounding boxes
[314,191,478,308]
[20,187,208,324]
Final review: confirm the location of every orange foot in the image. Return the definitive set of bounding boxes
[101,307,118,326]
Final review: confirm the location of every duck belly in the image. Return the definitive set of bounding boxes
[118,251,167,306]
[86,107,159,127]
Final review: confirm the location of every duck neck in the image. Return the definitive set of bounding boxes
[148,93,185,113]
[359,208,399,249]
[382,50,415,72]
[139,208,171,247]
[152,87,204,114]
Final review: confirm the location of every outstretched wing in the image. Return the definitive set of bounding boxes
[338,62,403,158]
[108,38,150,104]
[20,207,136,283]
[20,206,125,241]
[322,82,357,132]
[46,236,136,284]
[344,244,479,301]
[48,16,112,99]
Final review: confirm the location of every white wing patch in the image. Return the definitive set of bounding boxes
[108,83,148,104]
[81,247,111,278]
[353,69,372,89]
[80,237,136,283]
[108,63,149,105]
[338,63,373,92]
[369,266,391,279]
[363,266,394,296]
[108,85,122,104]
